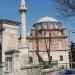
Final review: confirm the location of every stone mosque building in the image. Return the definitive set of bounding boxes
[27,16,69,69]
[0,0,70,75]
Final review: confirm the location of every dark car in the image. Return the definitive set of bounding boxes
[56,69,75,75]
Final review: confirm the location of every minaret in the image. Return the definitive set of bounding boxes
[9,1,28,75]
[19,0,28,67]
[19,0,27,47]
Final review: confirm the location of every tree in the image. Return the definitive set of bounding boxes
[35,28,52,69]
[55,0,75,17]
[70,42,75,61]
[70,42,75,68]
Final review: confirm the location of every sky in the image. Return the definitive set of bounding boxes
[0,0,75,41]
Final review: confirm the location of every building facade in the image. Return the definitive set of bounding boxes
[0,0,70,75]
[27,16,70,69]
[0,20,19,75]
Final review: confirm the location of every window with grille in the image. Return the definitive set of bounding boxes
[60,55,63,61]
[58,39,62,49]
[6,57,13,72]
[29,56,33,63]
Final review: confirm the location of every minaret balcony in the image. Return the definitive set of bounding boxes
[5,49,20,55]
[19,7,27,12]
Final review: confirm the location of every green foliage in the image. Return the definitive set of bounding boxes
[43,64,50,69]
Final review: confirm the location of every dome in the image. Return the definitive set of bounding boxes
[35,16,58,24]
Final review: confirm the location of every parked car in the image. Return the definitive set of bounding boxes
[56,69,75,75]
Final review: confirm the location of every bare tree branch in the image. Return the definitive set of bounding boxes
[55,0,75,17]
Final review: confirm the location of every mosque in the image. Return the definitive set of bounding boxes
[0,0,70,75]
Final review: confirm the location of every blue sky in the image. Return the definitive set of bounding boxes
[0,0,75,41]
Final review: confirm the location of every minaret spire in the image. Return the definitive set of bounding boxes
[19,0,27,12]
[19,0,29,67]
[19,0,27,48]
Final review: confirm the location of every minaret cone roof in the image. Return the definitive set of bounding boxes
[19,0,27,12]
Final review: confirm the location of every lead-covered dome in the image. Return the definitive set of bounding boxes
[33,16,61,30]
[35,16,58,24]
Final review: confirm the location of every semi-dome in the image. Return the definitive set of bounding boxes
[35,16,58,24]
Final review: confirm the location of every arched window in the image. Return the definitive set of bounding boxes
[58,39,62,49]
[50,24,53,29]
[45,32,49,37]
[47,22,50,29]
[54,25,58,29]
[57,31,62,36]
[6,57,13,72]
[29,42,32,49]
[60,55,63,61]
[42,23,47,29]
[44,24,47,29]
[29,56,33,63]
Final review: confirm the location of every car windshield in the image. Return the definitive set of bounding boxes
[62,70,74,74]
